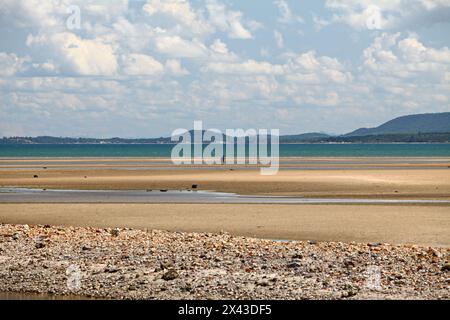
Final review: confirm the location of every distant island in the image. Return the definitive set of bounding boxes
[2,112,450,144]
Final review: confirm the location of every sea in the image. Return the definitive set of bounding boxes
[1,143,450,157]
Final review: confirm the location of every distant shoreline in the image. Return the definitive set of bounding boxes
[1,142,450,145]
[2,143,450,158]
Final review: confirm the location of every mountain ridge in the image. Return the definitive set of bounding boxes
[1,112,450,144]
[345,112,450,137]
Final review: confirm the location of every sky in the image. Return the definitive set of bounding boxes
[1,0,450,138]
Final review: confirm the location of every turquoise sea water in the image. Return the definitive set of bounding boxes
[1,143,450,157]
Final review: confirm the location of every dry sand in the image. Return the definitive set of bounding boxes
[0,203,449,246]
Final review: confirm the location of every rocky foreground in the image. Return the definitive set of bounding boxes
[0,223,448,300]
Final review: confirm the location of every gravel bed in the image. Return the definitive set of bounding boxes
[0,224,448,300]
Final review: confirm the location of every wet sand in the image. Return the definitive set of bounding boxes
[1,157,449,173]
[1,164,450,199]
[1,188,449,204]
[1,203,449,246]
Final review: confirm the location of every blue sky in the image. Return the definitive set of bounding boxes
[1,0,450,137]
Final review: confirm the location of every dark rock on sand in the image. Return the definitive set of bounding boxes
[35,242,45,249]
[287,260,301,269]
[162,269,179,281]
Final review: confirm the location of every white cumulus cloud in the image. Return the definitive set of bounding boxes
[26,32,118,76]
[121,53,164,76]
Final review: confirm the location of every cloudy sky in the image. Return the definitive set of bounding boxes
[1,0,450,137]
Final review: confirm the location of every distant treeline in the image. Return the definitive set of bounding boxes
[2,132,450,144]
[316,132,450,143]
[0,136,172,144]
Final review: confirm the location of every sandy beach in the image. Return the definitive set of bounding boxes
[0,157,449,245]
[0,157,449,300]
[1,157,450,199]
[0,203,449,246]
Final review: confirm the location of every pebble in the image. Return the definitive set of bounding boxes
[287,260,301,269]
[441,263,450,272]
[256,280,270,287]
[162,269,179,281]
[0,223,448,300]
[368,243,382,247]
[35,242,45,249]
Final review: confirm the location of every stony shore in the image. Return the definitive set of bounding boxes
[0,223,448,300]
